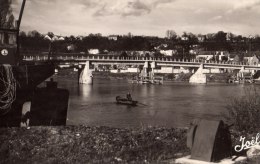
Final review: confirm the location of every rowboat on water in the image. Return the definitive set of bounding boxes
[116,96,138,106]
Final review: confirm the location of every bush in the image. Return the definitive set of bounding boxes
[226,86,260,134]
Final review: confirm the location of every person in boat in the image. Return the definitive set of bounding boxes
[126,92,132,101]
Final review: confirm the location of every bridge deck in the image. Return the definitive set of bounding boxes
[23,55,260,70]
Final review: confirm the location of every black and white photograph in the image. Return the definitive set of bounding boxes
[1,0,260,163]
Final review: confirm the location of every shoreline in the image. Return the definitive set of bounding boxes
[57,68,233,83]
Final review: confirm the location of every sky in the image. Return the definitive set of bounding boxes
[11,0,260,37]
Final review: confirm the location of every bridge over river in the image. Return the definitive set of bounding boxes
[23,55,260,84]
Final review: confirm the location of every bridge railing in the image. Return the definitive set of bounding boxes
[22,55,258,67]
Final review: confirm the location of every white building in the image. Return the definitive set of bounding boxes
[198,35,206,42]
[181,36,188,41]
[196,55,214,61]
[108,35,118,41]
[88,49,100,55]
[110,68,138,73]
[159,50,177,56]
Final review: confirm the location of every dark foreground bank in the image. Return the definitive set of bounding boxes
[0,126,189,163]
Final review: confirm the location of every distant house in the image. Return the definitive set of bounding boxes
[159,50,177,56]
[154,44,168,50]
[108,35,119,41]
[233,55,241,63]
[189,49,197,55]
[128,51,143,57]
[76,36,83,41]
[198,51,216,55]
[216,51,228,55]
[67,44,76,51]
[198,35,206,42]
[216,51,229,61]
[88,49,100,55]
[246,55,259,65]
[196,55,214,61]
[226,32,232,41]
[181,36,188,41]
[196,51,215,61]
[103,49,109,53]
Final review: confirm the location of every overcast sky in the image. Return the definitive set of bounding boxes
[11,0,260,37]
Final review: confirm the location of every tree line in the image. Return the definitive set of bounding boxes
[19,30,260,56]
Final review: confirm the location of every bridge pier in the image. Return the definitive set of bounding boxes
[236,66,247,82]
[79,61,93,85]
[189,64,207,84]
[238,66,245,79]
[140,61,157,81]
[141,61,149,77]
[150,61,156,79]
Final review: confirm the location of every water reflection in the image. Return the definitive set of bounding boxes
[79,84,93,98]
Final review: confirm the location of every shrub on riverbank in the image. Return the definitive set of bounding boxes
[207,73,232,83]
[0,126,189,163]
[226,86,260,134]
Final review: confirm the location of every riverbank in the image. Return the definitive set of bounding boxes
[1,125,258,163]
[0,126,189,163]
[57,68,233,83]
[93,71,232,82]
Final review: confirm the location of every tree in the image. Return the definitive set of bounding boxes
[234,35,243,42]
[19,31,27,37]
[226,32,236,42]
[206,33,215,41]
[69,35,76,42]
[214,31,227,42]
[47,32,54,38]
[187,32,198,43]
[120,51,128,58]
[145,53,150,58]
[28,30,41,38]
[221,56,228,62]
[0,0,14,28]
[182,32,188,38]
[6,14,14,28]
[153,51,163,58]
[127,32,132,38]
[166,30,177,39]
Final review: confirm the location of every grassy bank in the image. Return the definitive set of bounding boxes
[0,126,189,163]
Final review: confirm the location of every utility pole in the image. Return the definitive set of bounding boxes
[16,0,26,61]
[182,47,184,59]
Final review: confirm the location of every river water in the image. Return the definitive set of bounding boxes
[54,75,257,128]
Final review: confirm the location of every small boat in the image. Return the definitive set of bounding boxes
[116,96,138,106]
[228,78,239,83]
[151,76,163,85]
[243,76,255,83]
